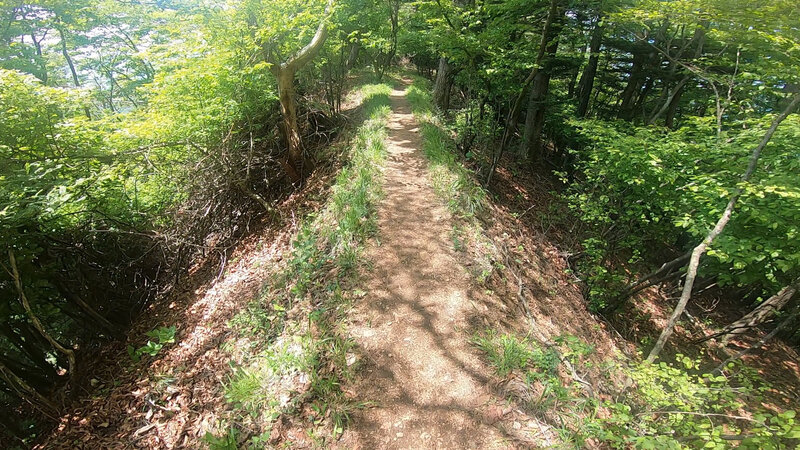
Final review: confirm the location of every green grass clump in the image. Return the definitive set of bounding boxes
[406,79,487,219]
[215,83,392,446]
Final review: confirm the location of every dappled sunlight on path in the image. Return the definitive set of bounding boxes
[339,82,511,449]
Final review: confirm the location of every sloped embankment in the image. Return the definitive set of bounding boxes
[36,82,393,449]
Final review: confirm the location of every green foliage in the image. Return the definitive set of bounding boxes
[202,427,240,450]
[474,331,800,448]
[472,331,594,416]
[598,359,800,448]
[564,115,800,307]
[126,326,176,362]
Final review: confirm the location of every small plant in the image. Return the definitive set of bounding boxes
[202,427,239,450]
[127,326,176,362]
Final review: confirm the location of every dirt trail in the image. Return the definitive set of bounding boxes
[340,82,510,448]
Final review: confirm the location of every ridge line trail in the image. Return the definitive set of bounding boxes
[340,81,511,449]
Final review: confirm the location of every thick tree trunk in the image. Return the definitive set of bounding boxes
[646,92,800,363]
[718,282,798,344]
[433,57,452,112]
[576,19,603,118]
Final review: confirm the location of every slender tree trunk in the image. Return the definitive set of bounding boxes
[275,71,304,181]
[267,0,333,183]
[567,39,586,97]
[346,42,360,69]
[646,92,800,363]
[618,52,646,120]
[0,321,58,378]
[7,250,77,381]
[31,32,47,83]
[519,0,564,161]
[713,308,799,375]
[0,360,59,418]
[664,82,687,128]
[57,26,91,119]
[57,27,80,87]
[647,75,692,125]
[487,0,561,186]
[576,19,603,118]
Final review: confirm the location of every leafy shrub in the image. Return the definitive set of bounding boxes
[562,116,800,308]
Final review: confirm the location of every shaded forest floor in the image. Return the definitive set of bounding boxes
[32,75,800,449]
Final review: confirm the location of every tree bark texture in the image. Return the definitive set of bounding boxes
[719,282,798,344]
[433,57,452,112]
[268,0,333,182]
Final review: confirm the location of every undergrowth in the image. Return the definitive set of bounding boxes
[206,83,392,448]
[473,330,800,448]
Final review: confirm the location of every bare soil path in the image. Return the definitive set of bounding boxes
[340,82,511,449]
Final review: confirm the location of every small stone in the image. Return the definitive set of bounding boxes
[396,432,404,438]
[512,421,521,430]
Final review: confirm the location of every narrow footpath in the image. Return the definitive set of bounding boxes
[339,82,510,449]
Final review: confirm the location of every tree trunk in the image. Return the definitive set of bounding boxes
[0,321,58,379]
[645,92,800,363]
[57,27,80,87]
[664,81,687,128]
[433,57,452,112]
[267,0,333,182]
[520,67,554,160]
[567,39,586,98]
[275,71,304,181]
[718,282,798,344]
[486,0,562,186]
[576,19,603,118]
[618,52,646,121]
[31,32,47,83]
[346,42,360,69]
[519,0,563,161]
[57,26,91,119]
